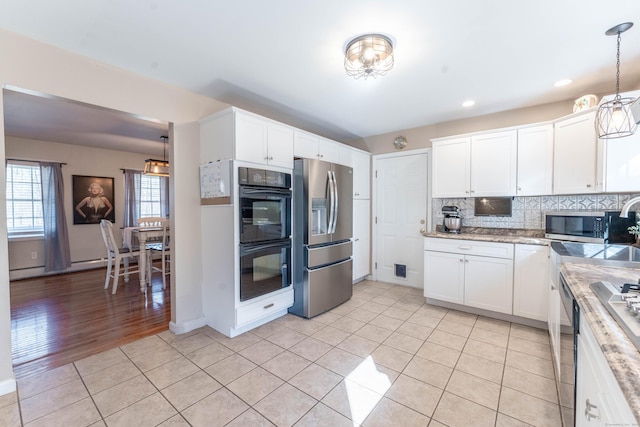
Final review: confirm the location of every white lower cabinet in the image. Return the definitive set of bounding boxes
[424,238,514,315]
[576,313,636,426]
[353,199,371,281]
[513,244,549,321]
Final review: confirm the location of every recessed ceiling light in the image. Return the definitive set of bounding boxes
[554,79,573,87]
[462,100,475,107]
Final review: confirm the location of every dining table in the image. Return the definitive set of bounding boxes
[123,226,168,292]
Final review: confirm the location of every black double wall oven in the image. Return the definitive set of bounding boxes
[238,167,292,302]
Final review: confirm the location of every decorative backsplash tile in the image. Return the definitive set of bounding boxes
[432,193,637,231]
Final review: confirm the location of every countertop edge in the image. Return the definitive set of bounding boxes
[560,262,640,422]
[423,231,550,246]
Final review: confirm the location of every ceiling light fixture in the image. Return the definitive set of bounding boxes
[344,34,394,80]
[596,22,637,139]
[144,136,169,176]
[462,100,475,108]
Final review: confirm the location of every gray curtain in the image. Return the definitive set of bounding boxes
[159,176,169,218]
[123,169,141,227]
[40,162,71,272]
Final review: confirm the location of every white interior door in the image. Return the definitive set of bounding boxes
[374,151,428,288]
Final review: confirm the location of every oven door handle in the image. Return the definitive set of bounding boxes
[240,188,292,197]
[240,240,291,255]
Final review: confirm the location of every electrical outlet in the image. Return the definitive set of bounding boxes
[31,251,37,260]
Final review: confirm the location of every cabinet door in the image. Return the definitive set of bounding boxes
[318,137,341,164]
[267,122,294,169]
[464,255,513,314]
[470,130,517,196]
[432,137,470,198]
[353,199,370,281]
[424,250,465,304]
[548,249,561,377]
[352,149,371,199]
[553,111,598,194]
[603,130,640,192]
[293,129,319,159]
[517,125,553,196]
[513,244,549,321]
[235,112,268,165]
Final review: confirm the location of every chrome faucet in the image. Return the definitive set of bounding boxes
[620,195,640,218]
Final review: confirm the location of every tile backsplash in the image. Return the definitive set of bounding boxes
[432,193,636,231]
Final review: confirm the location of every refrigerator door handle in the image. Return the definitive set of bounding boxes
[327,170,336,234]
[331,170,339,234]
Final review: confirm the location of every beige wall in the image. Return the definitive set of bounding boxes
[355,99,576,154]
[0,29,227,394]
[6,136,154,275]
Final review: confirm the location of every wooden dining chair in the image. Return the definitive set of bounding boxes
[146,219,171,289]
[99,220,142,294]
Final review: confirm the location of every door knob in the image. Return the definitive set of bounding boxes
[420,219,425,224]
[420,228,426,234]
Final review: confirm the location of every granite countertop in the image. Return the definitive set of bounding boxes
[560,262,640,421]
[423,227,549,246]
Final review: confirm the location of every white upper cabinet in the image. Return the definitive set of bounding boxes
[201,107,294,169]
[352,149,371,199]
[470,130,517,196]
[294,130,340,164]
[432,130,516,198]
[603,132,640,192]
[432,136,471,198]
[516,124,553,196]
[553,110,601,194]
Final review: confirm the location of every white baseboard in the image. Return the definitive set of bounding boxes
[169,315,207,335]
[0,377,17,396]
[9,259,107,281]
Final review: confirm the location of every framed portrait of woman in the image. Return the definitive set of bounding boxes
[72,175,115,224]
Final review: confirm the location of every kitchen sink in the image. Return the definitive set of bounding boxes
[551,241,640,264]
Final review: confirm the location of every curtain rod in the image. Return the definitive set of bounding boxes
[6,157,67,165]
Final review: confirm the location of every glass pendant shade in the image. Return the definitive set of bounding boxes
[143,159,169,176]
[344,34,394,80]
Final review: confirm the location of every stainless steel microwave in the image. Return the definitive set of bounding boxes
[545,210,636,244]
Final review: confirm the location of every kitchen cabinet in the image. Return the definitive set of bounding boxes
[352,149,371,199]
[576,313,636,426]
[516,124,553,196]
[424,238,514,315]
[553,110,602,194]
[602,130,640,192]
[293,129,341,164]
[200,107,294,169]
[513,244,549,321]
[353,199,371,281]
[469,130,517,196]
[431,130,517,198]
[431,136,470,198]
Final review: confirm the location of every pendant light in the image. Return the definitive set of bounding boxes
[596,22,637,139]
[144,136,170,176]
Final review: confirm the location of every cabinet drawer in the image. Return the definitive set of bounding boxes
[236,288,293,327]
[424,237,514,259]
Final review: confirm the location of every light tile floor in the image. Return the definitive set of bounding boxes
[2,280,563,426]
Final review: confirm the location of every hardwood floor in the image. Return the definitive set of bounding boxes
[10,266,171,380]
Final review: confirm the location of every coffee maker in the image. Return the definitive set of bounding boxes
[442,205,462,233]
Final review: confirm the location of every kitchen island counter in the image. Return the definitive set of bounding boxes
[423,227,549,246]
[560,262,640,423]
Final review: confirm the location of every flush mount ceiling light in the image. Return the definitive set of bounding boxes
[144,136,169,176]
[596,22,637,139]
[344,34,394,80]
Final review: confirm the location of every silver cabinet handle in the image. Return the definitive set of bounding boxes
[584,399,599,421]
[459,259,464,262]
[264,303,274,309]
[586,184,592,188]
[458,246,472,250]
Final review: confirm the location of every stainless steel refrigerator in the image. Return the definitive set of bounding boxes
[289,158,353,318]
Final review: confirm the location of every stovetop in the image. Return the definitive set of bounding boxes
[590,281,640,352]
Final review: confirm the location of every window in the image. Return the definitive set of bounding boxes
[6,162,43,237]
[139,174,162,217]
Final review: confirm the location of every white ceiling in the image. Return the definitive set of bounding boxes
[1,0,640,148]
